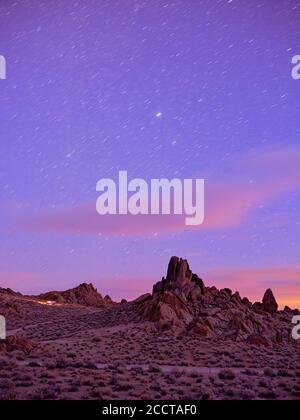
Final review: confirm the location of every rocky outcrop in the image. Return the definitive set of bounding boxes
[0,257,297,350]
[186,317,213,337]
[152,257,205,300]
[262,289,278,314]
[0,335,34,355]
[284,306,300,315]
[136,256,294,346]
[38,283,114,308]
[138,257,205,329]
[0,288,21,297]
[0,291,26,318]
[141,291,194,328]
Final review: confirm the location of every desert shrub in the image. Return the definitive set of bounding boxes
[218,369,235,381]
[264,367,276,377]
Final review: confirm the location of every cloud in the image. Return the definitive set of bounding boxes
[19,145,300,237]
[0,272,41,292]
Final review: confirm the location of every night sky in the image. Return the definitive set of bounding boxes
[1,0,300,307]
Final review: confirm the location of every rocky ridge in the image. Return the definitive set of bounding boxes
[136,256,299,346]
[37,283,114,308]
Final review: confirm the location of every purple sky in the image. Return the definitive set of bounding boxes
[0,0,300,307]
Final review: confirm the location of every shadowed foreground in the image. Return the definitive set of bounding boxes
[0,257,299,400]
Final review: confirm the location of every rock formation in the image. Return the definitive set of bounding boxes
[138,257,205,329]
[37,283,114,308]
[262,288,278,314]
[153,256,206,299]
[0,257,298,350]
[136,256,294,345]
[0,289,26,318]
[0,335,34,355]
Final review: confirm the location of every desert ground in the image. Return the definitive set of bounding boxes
[1,257,300,400]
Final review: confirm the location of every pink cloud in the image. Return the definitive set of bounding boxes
[0,272,41,292]
[20,177,300,237]
[18,146,300,237]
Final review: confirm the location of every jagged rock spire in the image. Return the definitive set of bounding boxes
[262,289,278,314]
